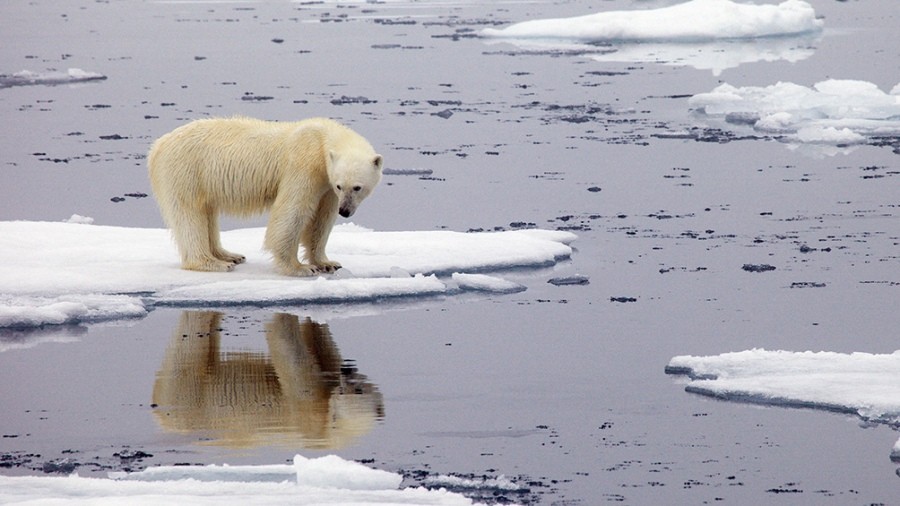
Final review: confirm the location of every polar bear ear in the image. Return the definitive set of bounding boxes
[373,155,383,170]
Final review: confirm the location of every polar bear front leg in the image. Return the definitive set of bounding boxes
[265,198,319,277]
[302,192,342,273]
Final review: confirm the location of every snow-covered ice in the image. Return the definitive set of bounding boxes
[424,473,525,492]
[0,454,475,505]
[0,220,575,328]
[689,79,900,144]
[482,0,823,42]
[0,294,147,329]
[450,272,526,294]
[667,349,900,456]
[481,0,822,75]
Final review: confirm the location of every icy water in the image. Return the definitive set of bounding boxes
[1,0,899,503]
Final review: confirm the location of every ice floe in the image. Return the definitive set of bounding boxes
[450,272,526,294]
[481,0,822,75]
[667,348,900,457]
[482,0,823,42]
[0,68,107,89]
[0,221,575,328]
[0,454,475,505]
[0,294,147,330]
[689,79,900,146]
[424,473,525,492]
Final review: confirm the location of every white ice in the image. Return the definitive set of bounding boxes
[0,68,107,89]
[0,220,575,328]
[480,0,822,75]
[424,473,525,492]
[689,79,900,144]
[482,0,823,42]
[450,272,526,294]
[667,348,900,457]
[0,454,475,505]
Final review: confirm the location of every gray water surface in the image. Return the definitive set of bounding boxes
[1,0,898,503]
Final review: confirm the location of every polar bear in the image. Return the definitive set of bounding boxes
[148,117,382,276]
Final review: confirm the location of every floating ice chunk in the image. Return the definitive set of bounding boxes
[63,214,95,224]
[666,349,900,426]
[755,112,796,133]
[690,79,900,145]
[486,28,819,76]
[115,456,403,491]
[382,167,433,176]
[154,275,448,307]
[796,126,865,144]
[0,221,575,325]
[390,266,412,278]
[65,68,104,80]
[0,294,146,330]
[293,454,402,490]
[482,0,823,42]
[424,473,526,492]
[548,275,590,286]
[0,454,474,505]
[451,272,526,294]
[110,462,297,483]
[0,68,107,88]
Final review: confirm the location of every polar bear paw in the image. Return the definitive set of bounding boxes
[216,250,246,265]
[314,260,342,274]
[277,263,319,277]
[183,257,236,272]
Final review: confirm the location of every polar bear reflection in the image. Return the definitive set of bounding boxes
[152,312,383,448]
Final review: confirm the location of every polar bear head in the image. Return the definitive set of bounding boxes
[327,150,383,218]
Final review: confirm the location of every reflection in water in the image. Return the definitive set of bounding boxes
[152,312,384,449]
[590,35,819,76]
[0,325,84,351]
[485,33,820,76]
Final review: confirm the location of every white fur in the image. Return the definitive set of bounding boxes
[148,117,382,276]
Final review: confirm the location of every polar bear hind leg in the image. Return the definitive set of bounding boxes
[168,204,237,272]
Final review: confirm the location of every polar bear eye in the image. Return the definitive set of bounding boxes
[336,185,342,191]
[353,185,362,192]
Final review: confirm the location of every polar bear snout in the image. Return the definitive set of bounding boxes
[338,194,360,218]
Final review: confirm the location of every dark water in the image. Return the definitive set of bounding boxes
[1,0,899,503]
